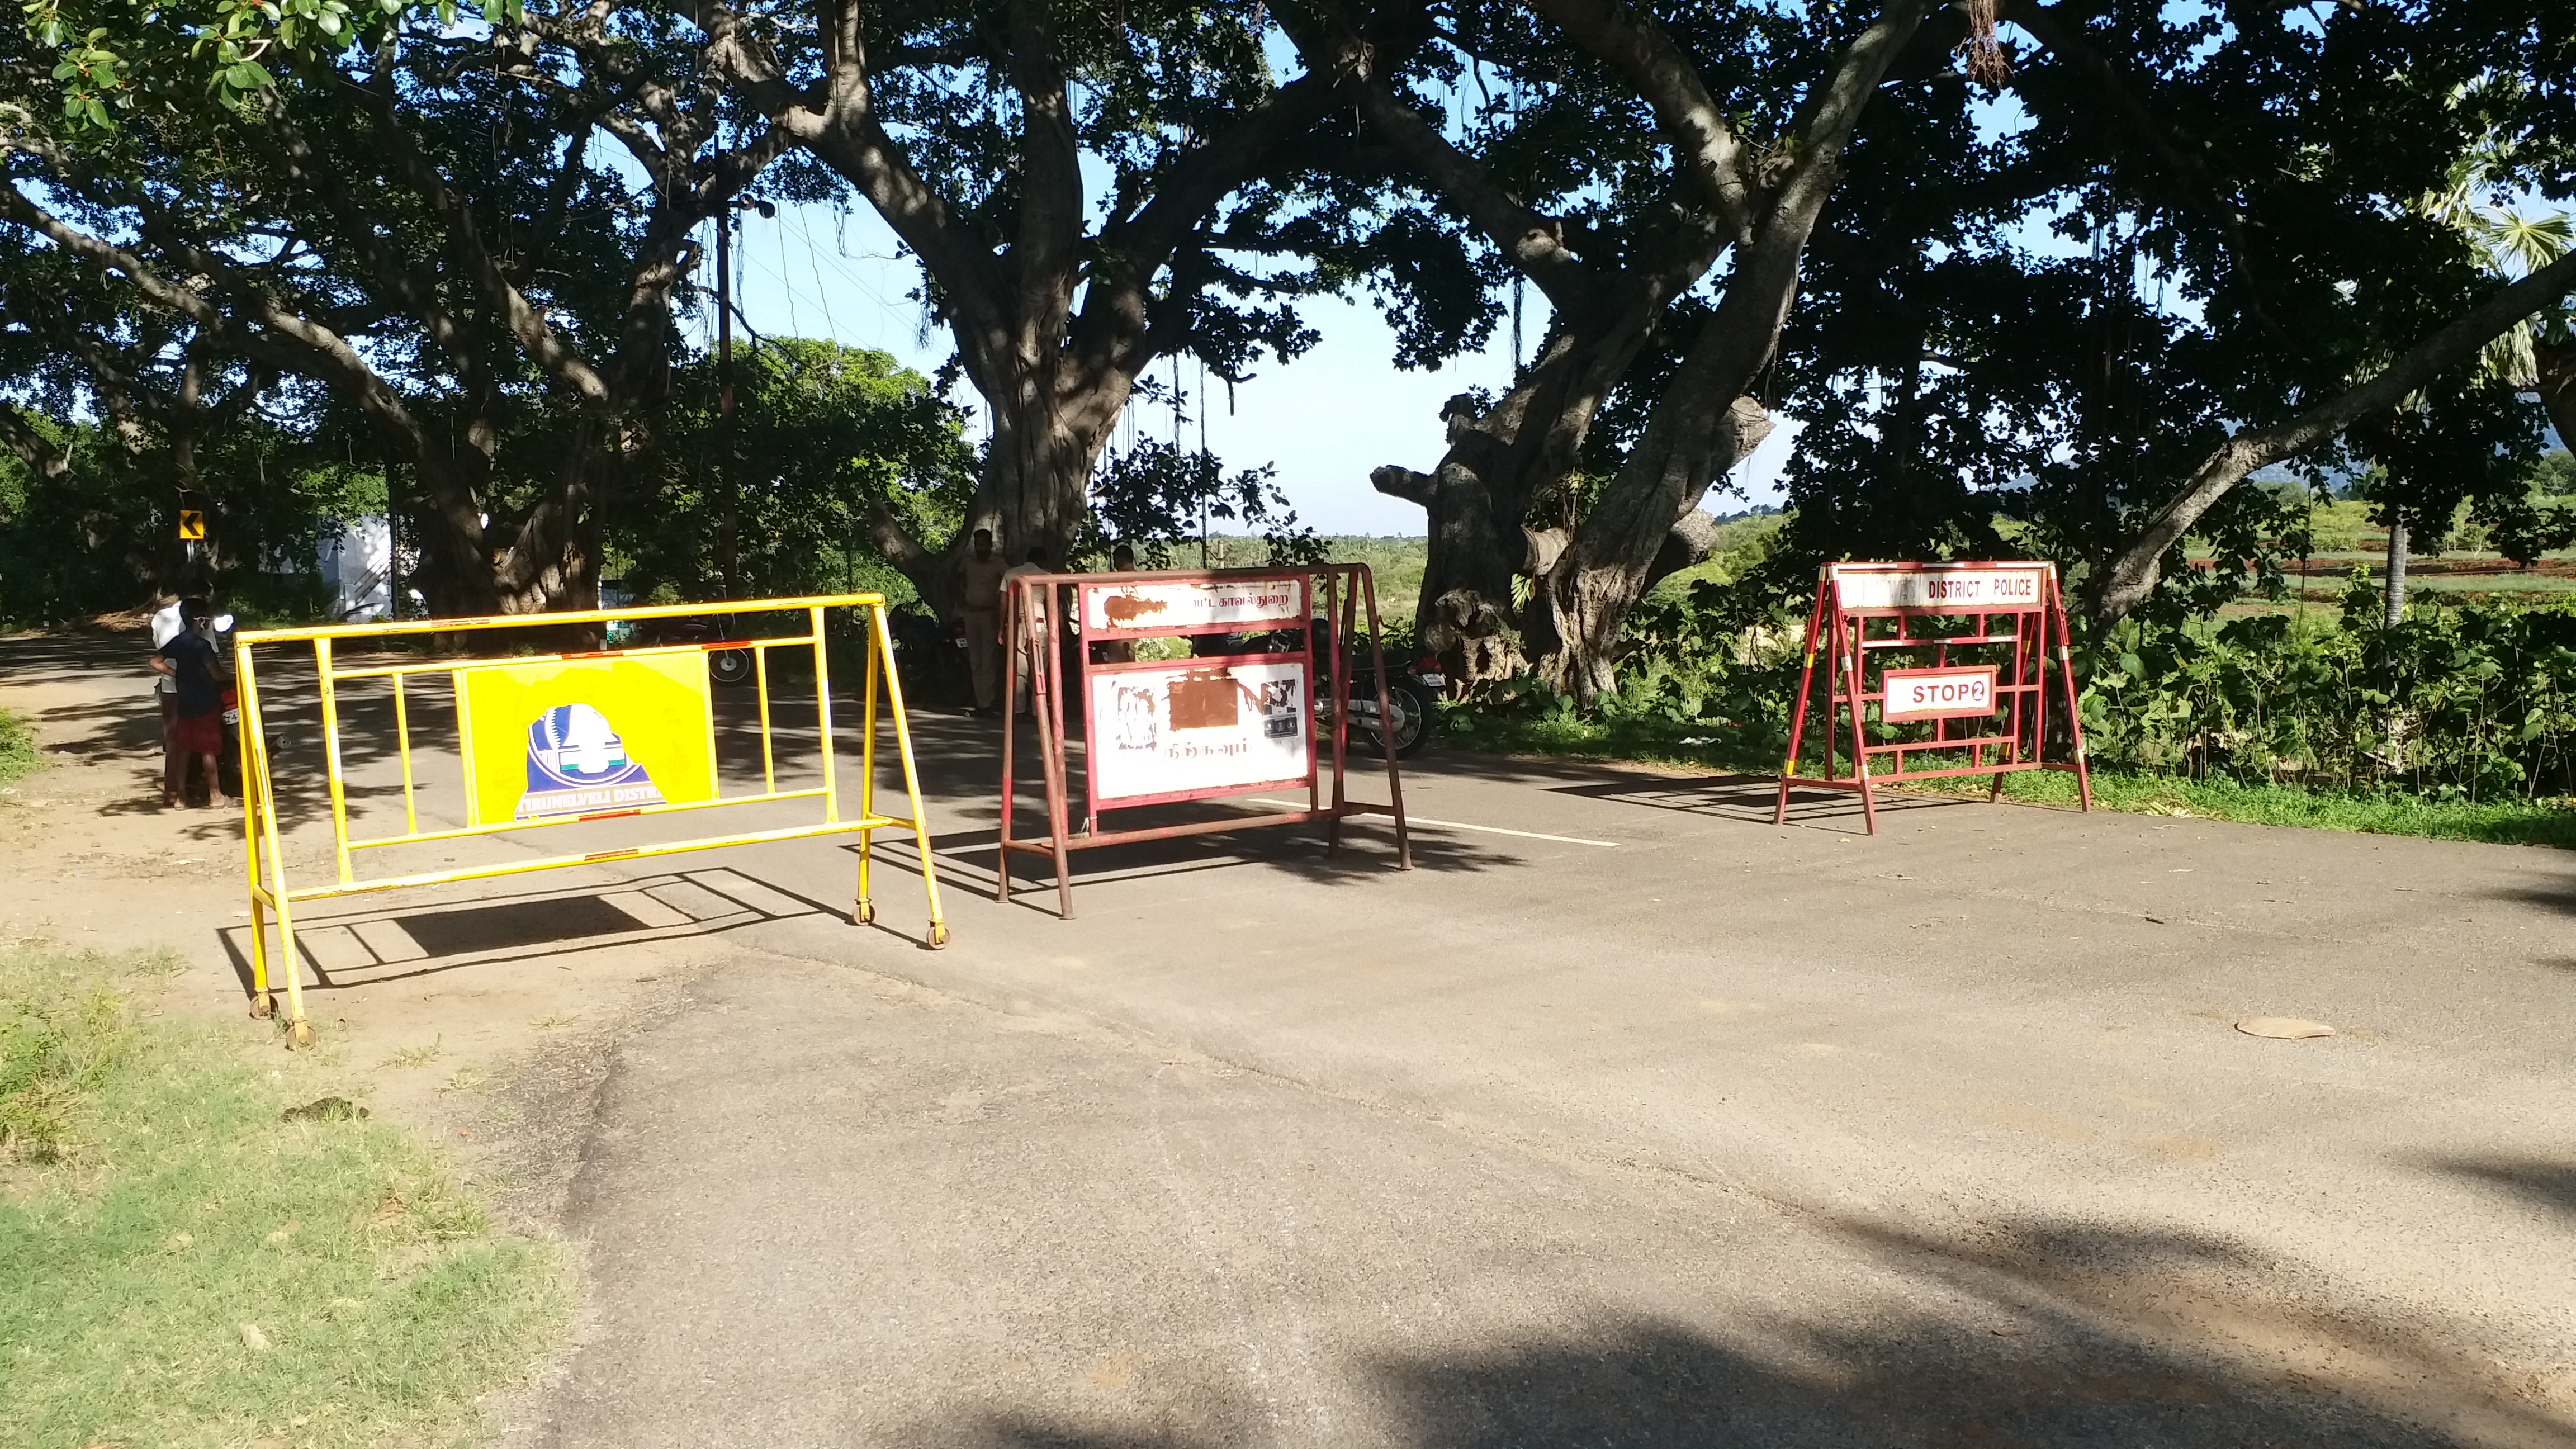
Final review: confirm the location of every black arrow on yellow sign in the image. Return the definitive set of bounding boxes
[178,510,205,541]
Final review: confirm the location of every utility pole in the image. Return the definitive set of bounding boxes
[718,210,735,598]
[714,196,774,600]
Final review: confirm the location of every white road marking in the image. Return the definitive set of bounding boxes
[1247,799,1618,849]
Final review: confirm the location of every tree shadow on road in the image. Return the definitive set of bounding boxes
[1544,770,1971,833]
[2425,1154,2576,1224]
[920,1213,2569,1449]
[2483,875,2576,923]
[858,807,1514,915]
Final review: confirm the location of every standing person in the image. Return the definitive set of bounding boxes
[1001,545,1053,717]
[954,528,1007,716]
[147,592,188,806]
[151,598,234,809]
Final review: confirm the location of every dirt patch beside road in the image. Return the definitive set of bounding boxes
[0,628,736,1200]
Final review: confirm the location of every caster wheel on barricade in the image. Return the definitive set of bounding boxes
[854,901,877,926]
[927,922,951,950]
[287,1020,316,1050]
[250,992,276,1020]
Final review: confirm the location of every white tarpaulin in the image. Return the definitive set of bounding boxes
[318,515,393,623]
[1087,659,1310,803]
[1082,576,1305,634]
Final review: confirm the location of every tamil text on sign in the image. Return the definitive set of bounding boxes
[1082,577,1306,635]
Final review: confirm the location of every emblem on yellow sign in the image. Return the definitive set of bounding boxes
[177,509,205,541]
[454,654,718,826]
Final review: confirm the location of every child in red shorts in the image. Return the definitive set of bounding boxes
[151,599,235,809]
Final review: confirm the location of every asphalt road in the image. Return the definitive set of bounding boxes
[210,659,2576,1447]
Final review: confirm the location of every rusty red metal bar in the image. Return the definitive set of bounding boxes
[997,563,1411,917]
[1774,561,2094,834]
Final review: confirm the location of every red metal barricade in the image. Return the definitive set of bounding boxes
[999,564,1411,916]
[1773,561,2092,834]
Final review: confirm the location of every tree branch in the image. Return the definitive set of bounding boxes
[1002,0,1084,351]
[2094,246,2576,622]
[1523,0,1757,242]
[0,402,67,479]
[1999,0,2290,344]
[325,70,618,408]
[1289,0,1602,315]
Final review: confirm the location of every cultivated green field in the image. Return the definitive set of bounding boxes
[2218,494,2576,615]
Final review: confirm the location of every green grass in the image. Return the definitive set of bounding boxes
[1443,712,2576,849]
[1921,763,2576,847]
[0,947,570,1448]
[0,705,37,788]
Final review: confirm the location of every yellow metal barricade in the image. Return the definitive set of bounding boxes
[233,593,948,1046]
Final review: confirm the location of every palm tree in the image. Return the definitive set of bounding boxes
[2375,112,2574,626]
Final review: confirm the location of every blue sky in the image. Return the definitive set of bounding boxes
[711,201,1799,537]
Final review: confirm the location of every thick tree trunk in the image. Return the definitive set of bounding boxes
[1413,423,1543,683]
[1531,220,1815,700]
[399,410,614,621]
[977,363,1129,566]
[1532,389,1779,699]
[495,417,612,615]
[867,356,1131,622]
[1503,0,1926,701]
[1370,302,1684,684]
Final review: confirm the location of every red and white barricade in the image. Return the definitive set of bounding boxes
[999,564,1411,916]
[1773,561,2092,834]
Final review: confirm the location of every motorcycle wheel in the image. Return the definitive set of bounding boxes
[1352,678,1433,759]
[709,647,757,688]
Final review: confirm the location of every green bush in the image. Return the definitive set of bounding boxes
[0,706,35,787]
[2082,589,2576,802]
[1447,584,2576,810]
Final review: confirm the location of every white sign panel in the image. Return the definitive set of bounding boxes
[1082,576,1306,635]
[1831,565,2048,612]
[1882,666,1998,721]
[1088,659,1311,803]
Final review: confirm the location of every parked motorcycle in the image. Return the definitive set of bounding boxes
[626,610,757,687]
[1238,616,1442,759]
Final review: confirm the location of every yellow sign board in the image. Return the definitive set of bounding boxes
[455,653,716,826]
[178,509,205,540]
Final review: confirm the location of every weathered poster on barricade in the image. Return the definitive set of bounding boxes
[456,654,718,825]
[1081,575,1306,636]
[1086,659,1311,804]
